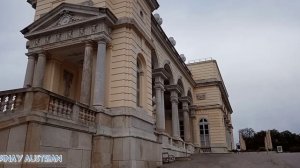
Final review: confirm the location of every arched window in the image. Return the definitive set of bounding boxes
[199,118,210,147]
[136,54,146,107]
[137,59,142,107]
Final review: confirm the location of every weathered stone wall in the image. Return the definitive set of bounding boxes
[108,26,153,114]
[0,122,93,168]
[193,86,222,107]
[193,109,227,152]
[188,60,233,153]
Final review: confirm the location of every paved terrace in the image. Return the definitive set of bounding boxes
[163,152,300,168]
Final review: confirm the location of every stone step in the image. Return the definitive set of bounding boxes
[175,157,192,161]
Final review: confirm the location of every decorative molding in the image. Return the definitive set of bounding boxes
[196,93,206,100]
[56,12,85,27]
[22,3,117,50]
[179,96,192,104]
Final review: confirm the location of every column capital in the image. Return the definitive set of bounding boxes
[170,92,178,104]
[152,68,168,80]
[154,83,164,91]
[179,96,192,104]
[182,101,189,112]
[165,84,181,94]
[92,35,111,44]
[83,40,94,46]
[25,52,37,57]
[170,97,178,104]
[34,49,47,56]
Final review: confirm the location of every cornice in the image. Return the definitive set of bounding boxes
[145,0,159,11]
[195,79,233,113]
[27,0,37,9]
[195,104,223,110]
[22,3,117,35]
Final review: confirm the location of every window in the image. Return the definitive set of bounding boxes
[140,10,144,18]
[199,118,210,147]
[136,54,146,108]
[137,60,141,107]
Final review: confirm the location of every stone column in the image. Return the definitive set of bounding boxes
[80,42,93,105]
[32,52,46,88]
[170,90,180,139]
[93,39,107,109]
[23,53,36,88]
[154,76,165,132]
[182,101,191,142]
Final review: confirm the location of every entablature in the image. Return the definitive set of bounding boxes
[21,3,117,51]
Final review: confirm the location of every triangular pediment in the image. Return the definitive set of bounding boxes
[22,3,117,38]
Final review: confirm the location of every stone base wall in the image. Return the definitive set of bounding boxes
[0,122,93,168]
[92,135,162,168]
[210,144,230,153]
[112,137,162,168]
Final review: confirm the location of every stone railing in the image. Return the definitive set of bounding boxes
[0,88,96,126]
[0,88,27,114]
[78,107,96,125]
[160,132,195,155]
[48,95,73,120]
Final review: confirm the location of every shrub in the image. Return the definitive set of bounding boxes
[289,146,300,152]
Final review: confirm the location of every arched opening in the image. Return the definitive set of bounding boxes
[137,54,146,108]
[163,63,174,136]
[187,89,193,141]
[151,50,159,70]
[177,79,185,140]
[151,51,159,114]
[199,118,210,147]
[187,89,193,102]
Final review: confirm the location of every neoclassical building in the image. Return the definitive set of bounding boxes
[0,0,233,167]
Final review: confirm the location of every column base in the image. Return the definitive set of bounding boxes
[172,136,182,141]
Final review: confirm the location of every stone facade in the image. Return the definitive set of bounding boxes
[0,0,234,167]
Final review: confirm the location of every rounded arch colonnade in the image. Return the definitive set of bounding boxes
[151,51,195,143]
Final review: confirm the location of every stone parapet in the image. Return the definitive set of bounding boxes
[0,87,97,132]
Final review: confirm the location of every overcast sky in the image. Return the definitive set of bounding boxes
[0,1,299,142]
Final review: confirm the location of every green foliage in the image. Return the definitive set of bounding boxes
[240,128,300,152]
[240,128,255,138]
[270,129,300,152]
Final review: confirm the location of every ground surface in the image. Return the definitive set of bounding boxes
[162,152,300,168]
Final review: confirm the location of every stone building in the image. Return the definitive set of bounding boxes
[0,0,234,167]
